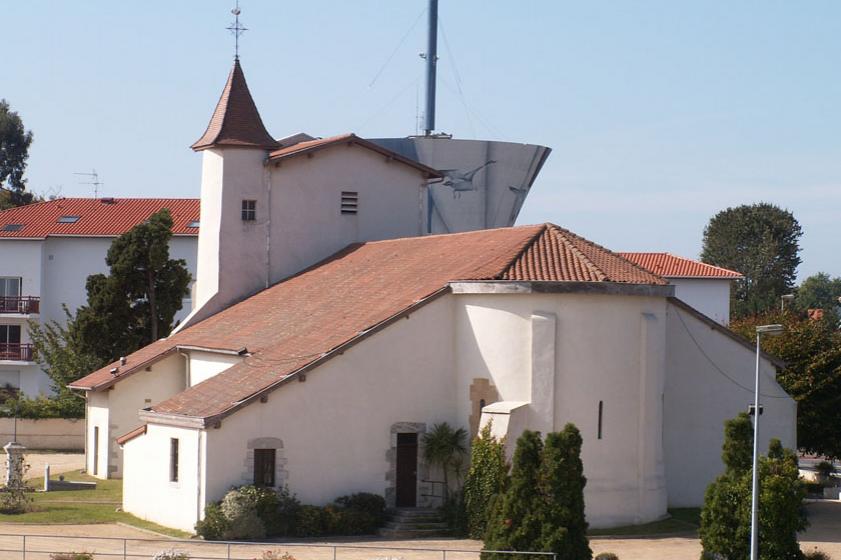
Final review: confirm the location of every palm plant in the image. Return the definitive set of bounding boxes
[422,422,468,500]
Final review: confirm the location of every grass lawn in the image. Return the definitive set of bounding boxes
[0,471,191,538]
[588,508,700,537]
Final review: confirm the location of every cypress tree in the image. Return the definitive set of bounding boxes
[484,431,544,556]
[464,423,509,539]
[540,424,591,560]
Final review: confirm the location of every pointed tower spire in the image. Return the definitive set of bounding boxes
[191,59,278,151]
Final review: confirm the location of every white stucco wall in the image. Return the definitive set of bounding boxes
[85,353,187,479]
[663,302,796,507]
[123,423,204,533]
[454,292,668,528]
[669,278,732,326]
[188,351,242,386]
[87,391,110,477]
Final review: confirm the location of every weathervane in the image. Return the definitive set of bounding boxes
[226,1,247,60]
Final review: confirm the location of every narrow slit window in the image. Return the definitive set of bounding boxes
[170,438,179,482]
[241,200,257,221]
[93,427,100,476]
[341,191,358,215]
[597,401,604,440]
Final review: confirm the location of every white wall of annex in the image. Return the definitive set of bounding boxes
[664,302,796,507]
[669,278,732,326]
[88,353,187,479]
[87,391,110,478]
[268,146,427,281]
[188,351,242,386]
[201,295,456,513]
[454,292,669,528]
[123,424,203,533]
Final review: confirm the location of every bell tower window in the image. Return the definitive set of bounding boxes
[241,200,257,221]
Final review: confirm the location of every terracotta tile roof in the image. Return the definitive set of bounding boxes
[268,133,442,178]
[0,198,200,239]
[191,59,278,151]
[70,224,666,422]
[619,252,743,279]
[116,424,147,446]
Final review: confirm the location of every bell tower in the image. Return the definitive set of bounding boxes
[179,58,278,330]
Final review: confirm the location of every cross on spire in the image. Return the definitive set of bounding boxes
[226,1,248,60]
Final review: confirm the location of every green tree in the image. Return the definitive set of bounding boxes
[701,203,802,318]
[74,208,191,364]
[539,424,591,560]
[700,415,807,560]
[795,272,841,321]
[484,430,544,557]
[464,423,509,539]
[731,312,841,459]
[0,99,35,209]
[422,422,468,501]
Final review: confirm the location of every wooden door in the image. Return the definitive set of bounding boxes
[395,433,418,507]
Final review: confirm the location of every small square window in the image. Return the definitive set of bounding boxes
[242,200,256,221]
[57,215,81,224]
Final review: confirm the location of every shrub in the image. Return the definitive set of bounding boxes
[153,551,190,560]
[441,490,467,536]
[221,487,266,540]
[594,554,619,560]
[295,504,329,537]
[195,502,229,540]
[256,553,296,560]
[334,492,386,525]
[50,554,93,560]
[325,505,377,535]
[804,549,832,560]
[464,423,508,539]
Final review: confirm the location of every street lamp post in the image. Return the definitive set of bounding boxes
[780,294,794,313]
[750,323,785,560]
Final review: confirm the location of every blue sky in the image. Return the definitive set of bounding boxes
[5,1,840,280]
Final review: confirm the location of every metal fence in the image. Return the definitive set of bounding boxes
[0,534,558,560]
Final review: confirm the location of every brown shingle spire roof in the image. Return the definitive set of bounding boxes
[191,59,278,151]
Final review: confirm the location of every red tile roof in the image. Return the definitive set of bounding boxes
[116,424,147,446]
[268,133,442,178]
[192,59,278,151]
[70,224,666,422]
[0,198,200,239]
[619,252,743,279]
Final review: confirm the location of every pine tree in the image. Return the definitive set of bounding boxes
[464,423,509,539]
[539,424,591,560]
[484,431,544,557]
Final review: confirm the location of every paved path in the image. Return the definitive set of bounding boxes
[0,500,837,559]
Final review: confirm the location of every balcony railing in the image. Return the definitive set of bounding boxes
[0,343,34,362]
[0,296,40,315]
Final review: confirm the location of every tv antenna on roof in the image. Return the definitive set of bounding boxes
[73,169,104,198]
[226,1,248,60]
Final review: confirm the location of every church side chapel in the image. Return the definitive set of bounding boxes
[70,52,796,533]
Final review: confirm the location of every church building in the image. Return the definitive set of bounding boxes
[70,59,796,533]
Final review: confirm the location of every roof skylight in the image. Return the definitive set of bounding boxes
[1,224,24,232]
[57,215,81,224]
[187,220,200,228]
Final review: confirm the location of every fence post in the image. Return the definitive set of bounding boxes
[443,550,447,560]
[333,546,337,560]
[123,538,127,560]
[21,534,25,560]
[227,542,231,560]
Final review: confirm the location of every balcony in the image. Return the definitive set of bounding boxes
[0,297,40,315]
[0,343,34,362]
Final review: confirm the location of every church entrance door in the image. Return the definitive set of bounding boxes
[395,433,418,507]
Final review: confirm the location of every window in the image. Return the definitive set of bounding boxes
[340,191,358,215]
[0,325,21,345]
[597,401,604,440]
[241,200,256,221]
[253,448,276,487]
[1,224,23,232]
[93,427,100,476]
[57,215,81,224]
[170,438,179,482]
[0,277,21,299]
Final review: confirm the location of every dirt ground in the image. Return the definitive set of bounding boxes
[0,500,836,559]
[0,450,85,482]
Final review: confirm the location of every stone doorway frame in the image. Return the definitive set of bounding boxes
[385,422,432,508]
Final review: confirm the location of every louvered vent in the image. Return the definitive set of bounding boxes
[341,191,358,215]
